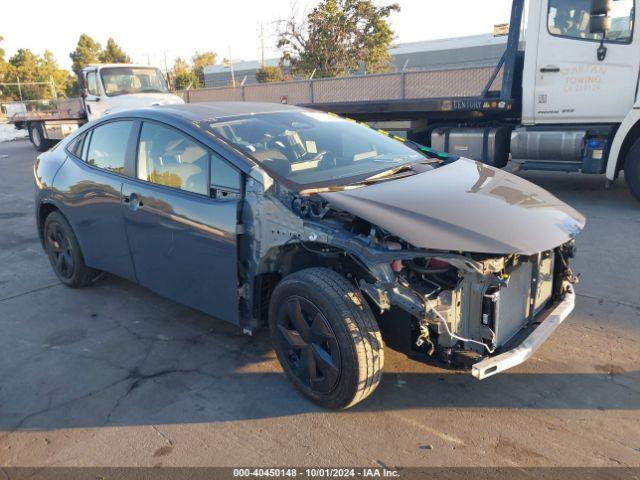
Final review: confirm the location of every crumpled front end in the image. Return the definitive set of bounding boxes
[355,240,578,377]
[243,164,581,377]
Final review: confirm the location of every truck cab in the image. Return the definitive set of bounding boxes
[79,64,184,120]
[504,0,636,177]
[8,64,184,152]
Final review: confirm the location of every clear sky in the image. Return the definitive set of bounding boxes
[1,0,513,71]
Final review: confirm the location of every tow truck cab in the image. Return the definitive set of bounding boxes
[77,64,184,121]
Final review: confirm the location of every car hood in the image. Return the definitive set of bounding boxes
[320,158,585,255]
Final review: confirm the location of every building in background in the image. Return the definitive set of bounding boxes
[202,33,508,88]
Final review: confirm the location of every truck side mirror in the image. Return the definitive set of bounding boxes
[590,0,612,16]
[589,0,612,61]
[80,87,89,98]
[589,14,612,35]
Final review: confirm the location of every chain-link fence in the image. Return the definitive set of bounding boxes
[175,65,503,106]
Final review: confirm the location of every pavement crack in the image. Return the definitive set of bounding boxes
[576,292,640,311]
[105,367,201,424]
[1,374,134,441]
[0,282,61,304]
[152,425,174,446]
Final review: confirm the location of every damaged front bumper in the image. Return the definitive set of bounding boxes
[471,285,575,380]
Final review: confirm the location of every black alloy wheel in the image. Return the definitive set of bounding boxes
[46,221,75,280]
[43,211,98,288]
[269,268,384,409]
[274,296,342,394]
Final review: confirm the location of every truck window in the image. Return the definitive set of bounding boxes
[85,121,133,174]
[548,0,634,43]
[101,67,168,97]
[137,122,209,195]
[86,72,100,96]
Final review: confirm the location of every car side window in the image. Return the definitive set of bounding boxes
[85,121,133,173]
[68,133,85,158]
[210,154,241,198]
[86,71,100,96]
[137,122,209,195]
[81,130,92,161]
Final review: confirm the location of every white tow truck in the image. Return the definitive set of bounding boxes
[6,64,184,151]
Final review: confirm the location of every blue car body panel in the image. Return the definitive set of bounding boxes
[36,106,248,325]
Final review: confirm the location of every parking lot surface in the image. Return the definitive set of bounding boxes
[0,138,639,467]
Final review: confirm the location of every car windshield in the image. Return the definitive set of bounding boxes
[206,110,426,189]
[100,67,169,97]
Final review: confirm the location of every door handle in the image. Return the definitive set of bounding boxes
[540,66,560,73]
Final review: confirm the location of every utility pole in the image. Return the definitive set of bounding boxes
[49,76,57,99]
[163,51,171,90]
[260,23,265,67]
[228,46,236,87]
[16,76,22,102]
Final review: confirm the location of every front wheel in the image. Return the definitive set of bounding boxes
[269,268,384,409]
[625,137,640,202]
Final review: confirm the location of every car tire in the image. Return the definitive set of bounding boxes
[43,211,99,288]
[625,138,640,202]
[29,123,50,152]
[269,267,384,409]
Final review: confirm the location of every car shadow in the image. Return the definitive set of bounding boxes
[1,274,638,433]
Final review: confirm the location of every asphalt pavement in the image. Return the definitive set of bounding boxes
[0,138,638,467]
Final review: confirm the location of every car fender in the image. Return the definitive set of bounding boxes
[607,105,640,180]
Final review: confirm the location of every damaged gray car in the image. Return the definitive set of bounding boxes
[34,102,585,409]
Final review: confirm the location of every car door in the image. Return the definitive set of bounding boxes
[121,120,242,325]
[529,0,639,124]
[53,120,137,280]
[83,69,108,120]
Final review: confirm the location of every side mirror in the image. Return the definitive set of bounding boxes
[589,14,612,35]
[80,88,89,98]
[590,0,612,16]
[590,0,612,61]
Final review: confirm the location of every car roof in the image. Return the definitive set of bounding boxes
[122,102,311,124]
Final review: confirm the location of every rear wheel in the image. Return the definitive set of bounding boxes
[44,211,98,288]
[29,123,50,152]
[625,138,640,202]
[269,268,384,409]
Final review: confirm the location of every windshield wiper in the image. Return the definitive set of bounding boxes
[357,160,438,184]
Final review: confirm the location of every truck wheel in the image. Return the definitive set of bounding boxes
[29,123,50,152]
[624,138,640,202]
[269,268,384,409]
[43,211,99,288]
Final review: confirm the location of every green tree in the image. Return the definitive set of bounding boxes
[1,48,72,100]
[40,50,75,97]
[256,65,284,83]
[277,0,399,78]
[191,51,217,87]
[69,34,102,75]
[0,35,7,97]
[99,38,131,64]
[7,49,41,99]
[171,57,198,90]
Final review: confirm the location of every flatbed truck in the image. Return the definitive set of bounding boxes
[6,64,184,151]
